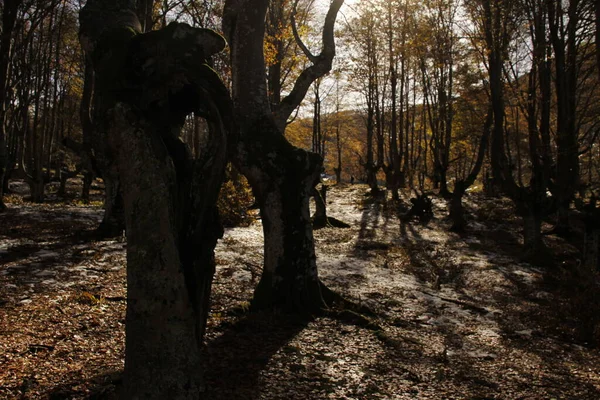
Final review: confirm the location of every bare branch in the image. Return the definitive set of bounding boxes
[273,0,344,129]
[291,0,317,63]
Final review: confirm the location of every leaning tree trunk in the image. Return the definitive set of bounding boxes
[448,108,492,232]
[80,3,231,398]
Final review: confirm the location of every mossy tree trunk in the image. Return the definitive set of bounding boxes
[80,2,230,398]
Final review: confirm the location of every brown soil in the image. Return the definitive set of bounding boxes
[1,179,599,399]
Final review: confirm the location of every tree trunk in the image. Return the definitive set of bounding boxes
[547,0,580,235]
[366,163,380,195]
[449,188,466,232]
[438,167,450,198]
[0,0,20,211]
[80,29,126,236]
[58,172,67,198]
[26,174,45,203]
[81,171,93,202]
[236,118,327,312]
[584,217,600,272]
[522,209,545,258]
[224,0,345,312]
[96,174,125,237]
[448,108,492,232]
[114,105,223,399]
[80,3,230,398]
[312,184,327,226]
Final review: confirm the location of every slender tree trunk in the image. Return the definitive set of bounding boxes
[387,3,400,201]
[334,128,342,184]
[79,58,97,203]
[548,0,580,235]
[449,108,492,232]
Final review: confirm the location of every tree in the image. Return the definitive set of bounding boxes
[546,0,589,234]
[467,0,554,256]
[0,0,22,211]
[423,0,458,197]
[223,0,344,311]
[79,1,231,397]
[348,4,382,194]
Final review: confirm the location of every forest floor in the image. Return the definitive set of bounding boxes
[1,179,600,399]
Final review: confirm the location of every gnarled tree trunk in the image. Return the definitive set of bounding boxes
[223,0,344,312]
[80,2,230,398]
[237,117,325,311]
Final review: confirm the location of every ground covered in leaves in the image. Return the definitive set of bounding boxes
[1,179,600,399]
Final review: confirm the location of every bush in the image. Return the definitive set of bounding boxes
[217,165,255,227]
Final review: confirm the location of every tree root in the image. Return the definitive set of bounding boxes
[312,216,351,230]
[319,281,381,330]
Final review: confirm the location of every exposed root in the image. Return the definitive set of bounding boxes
[312,216,351,230]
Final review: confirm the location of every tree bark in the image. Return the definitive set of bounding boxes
[223,0,344,312]
[80,3,230,398]
[448,108,492,232]
[522,208,545,257]
[0,0,21,211]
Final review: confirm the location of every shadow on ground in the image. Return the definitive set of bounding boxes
[204,311,310,399]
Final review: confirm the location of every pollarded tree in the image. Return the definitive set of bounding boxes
[79,1,231,398]
[223,0,345,312]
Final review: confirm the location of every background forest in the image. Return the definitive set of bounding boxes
[1,0,600,399]
[1,0,600,244]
